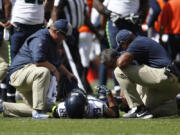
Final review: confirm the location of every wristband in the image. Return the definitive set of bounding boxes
[100,8,111,19]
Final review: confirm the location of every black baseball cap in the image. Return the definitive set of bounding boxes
[116,29,132,51]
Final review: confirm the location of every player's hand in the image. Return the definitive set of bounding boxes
[95,85,111,95]
[4,20,11,28]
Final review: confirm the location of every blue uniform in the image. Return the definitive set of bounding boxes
[9,28,61,75]
[127,36,171,68]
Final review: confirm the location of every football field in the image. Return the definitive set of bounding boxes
[0,116,180,135]
[1,80,180,135]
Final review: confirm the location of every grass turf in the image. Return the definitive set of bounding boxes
[1,80,180,135]
[1,117,180,135]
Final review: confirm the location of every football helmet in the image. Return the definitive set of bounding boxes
[65,88,87,118]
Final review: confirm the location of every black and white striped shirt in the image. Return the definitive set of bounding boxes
[54,0,86,28]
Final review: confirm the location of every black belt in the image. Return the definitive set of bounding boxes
[113,18,137,28]
[165,63,180,81]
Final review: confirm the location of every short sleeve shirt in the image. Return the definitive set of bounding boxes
[9,28,61,74]
[127,36,171,68]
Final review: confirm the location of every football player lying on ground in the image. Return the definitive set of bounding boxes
[52,85,120,118]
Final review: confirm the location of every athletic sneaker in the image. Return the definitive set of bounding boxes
[123,105,153,119]
[136,110,153,119]
[111,85,121,96]
[32,110,50,119]
[123,106,139,118]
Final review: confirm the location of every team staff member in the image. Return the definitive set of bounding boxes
[101,29,180,118]
[1,19,77,119]
[94,0,149,96]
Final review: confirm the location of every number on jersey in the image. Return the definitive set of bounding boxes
[93,108,101,118]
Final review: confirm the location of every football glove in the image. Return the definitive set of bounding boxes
[95,85,111,95]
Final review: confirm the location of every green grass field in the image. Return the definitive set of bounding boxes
[1,117,180,135]
[1,80,180,135]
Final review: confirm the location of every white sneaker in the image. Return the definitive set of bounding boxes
[112,86,120,96]
[123,106,153,119]
[32,110,50,119]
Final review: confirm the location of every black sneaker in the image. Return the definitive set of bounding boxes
[136,110,153,119]
[123,105,153,119]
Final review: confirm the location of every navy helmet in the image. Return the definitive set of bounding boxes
[65,88,87,118]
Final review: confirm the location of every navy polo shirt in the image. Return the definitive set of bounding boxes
[126,36,171,68]
[9,28,61,74]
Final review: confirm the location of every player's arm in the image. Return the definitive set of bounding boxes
[1,0,11,28]
[51,6,61,22]
[93,0,111,19]
[44,0,54,14]
[4,0,11,20]
[138,0,149,24]
[51,0,65,22]
[104,93,119,118]
[96,85,119,118]
[84,13,105,43]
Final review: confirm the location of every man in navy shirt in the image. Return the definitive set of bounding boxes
[1,19,77,119]
[100,29,180,118]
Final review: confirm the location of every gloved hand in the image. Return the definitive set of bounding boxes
[95,85,111,95]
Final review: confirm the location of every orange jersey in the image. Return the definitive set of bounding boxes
[78,0,93,33]
[154,0,168,33]
[160,0,180,34]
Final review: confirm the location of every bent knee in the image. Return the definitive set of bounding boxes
[36,67,51,79]
[114,67,124,78]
